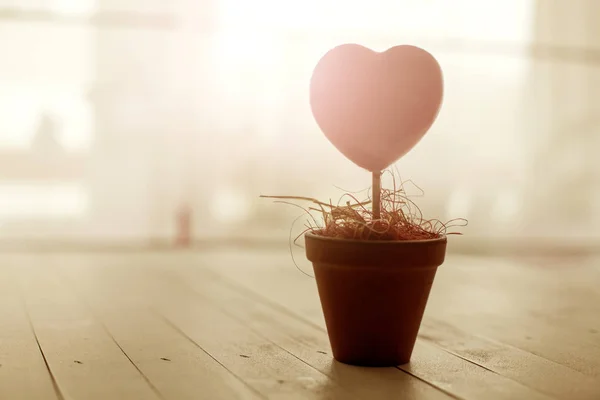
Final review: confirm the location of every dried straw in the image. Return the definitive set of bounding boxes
[261,170,467,242]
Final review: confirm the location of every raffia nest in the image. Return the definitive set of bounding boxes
[261,171,467,242]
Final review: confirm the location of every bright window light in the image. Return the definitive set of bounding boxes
[0,183,88,219]
[51,0,97,15]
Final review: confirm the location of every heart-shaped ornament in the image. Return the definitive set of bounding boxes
[310,44,443,172]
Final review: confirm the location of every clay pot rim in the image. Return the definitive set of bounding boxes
[305,231,447,245]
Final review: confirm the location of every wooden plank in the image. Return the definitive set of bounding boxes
[430,255,600,337]
[195,250,326,326]
[404,341,553,400]
[57,260,263,400]
[150,264,453,400]
[165,262,600,400]
[425,256,600,376]
[203,250,600,377]
[8,250,599,400]
[0,257,59,400]
[159,251,556,400]
[419,319,600,400]
[81,256,359,400]
[13,255,162,400]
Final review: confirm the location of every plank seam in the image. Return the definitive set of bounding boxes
[421,318,600,378]
[14,262,66,400]
[158,281,364,400]
[54,267,168,400]
[153,310,268,400]
[417,339,563,400]
[24,307,65,400]
[107,333,168,400]
[395,366,465,400]
[161,267,454,400]
[196,267,327,332]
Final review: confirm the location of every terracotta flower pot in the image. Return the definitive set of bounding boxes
[305,232,447,366]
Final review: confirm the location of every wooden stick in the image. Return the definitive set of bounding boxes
[372,170,381,220]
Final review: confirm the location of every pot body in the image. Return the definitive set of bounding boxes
[305,232,447,366]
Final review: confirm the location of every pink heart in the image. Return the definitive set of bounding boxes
[309,44,444,171]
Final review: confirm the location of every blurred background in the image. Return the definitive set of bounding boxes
[1,0,599,254]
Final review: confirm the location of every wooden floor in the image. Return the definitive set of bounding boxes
[1,249,599,400]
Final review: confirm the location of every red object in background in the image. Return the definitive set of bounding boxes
[175,204,192,247]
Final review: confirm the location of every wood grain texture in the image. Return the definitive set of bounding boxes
[71,256,358,400]
[425,256,600,376]
[152,263,452,400]
[14,256,162,400]
[418,320,600,400]
[194,249,600,399]
[0,250,598,400]
[57,261,262,400]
